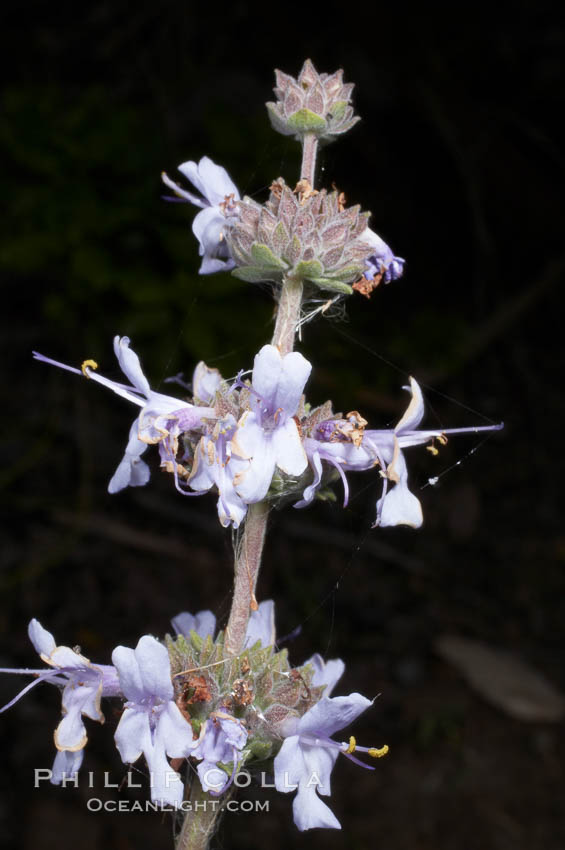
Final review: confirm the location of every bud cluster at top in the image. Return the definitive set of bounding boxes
[267,59,360,143]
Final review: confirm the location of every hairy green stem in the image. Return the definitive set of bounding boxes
[272,275,304,357]
[225,500,269,654]
[175,781,232,850]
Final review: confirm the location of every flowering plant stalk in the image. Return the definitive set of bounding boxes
[2,60,502,850]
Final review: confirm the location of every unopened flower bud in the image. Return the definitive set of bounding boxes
[266,59,360,144]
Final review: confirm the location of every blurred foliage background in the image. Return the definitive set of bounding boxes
[1,2,564,849]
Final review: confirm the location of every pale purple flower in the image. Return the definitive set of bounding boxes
[305,653,345,697]
[112,635,196,807]
[244,599,275,649]
[52,749,84,784]
[188,414,250,528]
[171,599,274,649]
[192,361,223,405]
[33,337,215,496]
[232,345,312,503]
[171,609,217,641]
[274,692,376,831]
[362,227,405,283]
[161,156,240,274]
[192,712,248,794]
[0,619,121,784]
[296,377,503,528]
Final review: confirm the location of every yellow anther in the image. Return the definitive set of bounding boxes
[368,745,389,759]
[81,359,98,378]
[426,444,439,456]
[345,736,357,754]
[437,434,448,446]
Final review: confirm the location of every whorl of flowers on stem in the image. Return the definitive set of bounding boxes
[226,178,372,295]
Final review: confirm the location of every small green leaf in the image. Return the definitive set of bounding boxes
[189,629,203,653]
[294,259,324,280]
[287,108,327,134]
[329,100,347,120]
[231,265,283,283]
[248,739,274,760]
[250,242,288,270]
[272,221,289,254]
[330,263,364,282]
[266,102,295,136]
[309,276,353,294]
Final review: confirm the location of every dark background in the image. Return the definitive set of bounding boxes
[1,1,564,848]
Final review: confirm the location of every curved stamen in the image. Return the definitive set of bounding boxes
[341,750,376,770]
[318,451,350,506]
[0,670,60,713]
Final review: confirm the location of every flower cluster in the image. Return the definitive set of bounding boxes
[161,155,404,291]
[226,177,373,295]
[17,59,504,841]
[34,338,501,531]
[1,603,386,829]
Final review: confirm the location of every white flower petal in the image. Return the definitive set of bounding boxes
[191,156,240,205]
[187,439,215,492]
[244,600,275,648]
[49,646,91,669]
[274,735,304,792]
[361,226,392,258]
[305,654,345,697]
[298,694,372,739]
[272,418,307,476]
[54,703,87,751]
[111,645,144,703]
[199,254,235,274]
[395,377,425,433]
[177,159,210,203]
[274,351,312,416]
[192,205,225,253]
[27,620,56,657]
[171,610,216,640]
[147,747,184,807]
[161,170,206,207]
[51,749,84,785]
[251,345,283,406]
[302,743,339,797]
[134,636,174,701]
[61,676,102,723]
[156,702,195,759]
[114,706,150,765]
[107,418,151,492]
[192,362,222,404]
[378,480,423,528]
[233,417,276,502]
[377,450,423,528]
[292,783,341,831]
[216,481,248,528]
[113,336,151,398]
